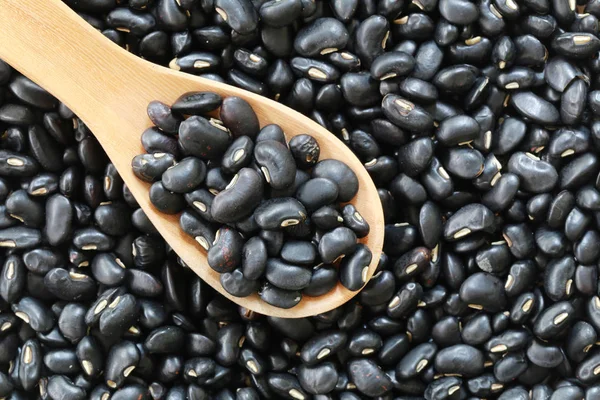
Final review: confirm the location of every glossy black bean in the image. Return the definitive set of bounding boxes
[172,91,222,115]
[302,265,336,297]
[347,359,392,397]
[161,157,207,194]
[213,0,258,35]
[259,284,301,309]
[104,340,140,389]
[435,115,479,146]
[560,79,587,125]
[258,0,302,27]
[355,15,390,67]
[98,293,140,337]
[441,147,484,179]
[508,152,558,193]
[44,268,96,301]
[396,342,437,379]
[12,296,54,333]
[382,94,434,133]
[252,140,296,190]
[218,96,260,139]
[533,300,575,340]
[318,227,357,264]
[553,32,600,59]
[141,127,179,156]
[0,255,25,304]
[132,153,176,182]
[210,168,264,223]
[459,272,506,312]
[509,91,560,125]
[259,229,284,257]
[208,227,244,273]
[561,153,600,190]
[17,338,42,391]
[179,210,215,251]
[514,35,548,67]
[290,57,340,83]
[433,64,478,93]
[264,258,312,291]
[148,181,185,214]
[294,18,349,57]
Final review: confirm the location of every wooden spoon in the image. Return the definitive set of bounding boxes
[0,0,384,318]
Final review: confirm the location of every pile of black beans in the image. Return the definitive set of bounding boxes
[4,0,600,398]
[132,93,371,308]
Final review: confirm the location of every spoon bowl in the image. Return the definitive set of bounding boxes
[0,0,384,317]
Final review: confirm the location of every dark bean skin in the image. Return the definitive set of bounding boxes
[208,227,244,273]
[459,272,507,312]
[254,140,297,190]
[318,227,357,264]
[254,197,307,230]
[396,342,437,379]
[132,153,176,182]
[339,244,373,291]
[294,17,349,57]
[179,116,231,160]
[162,157,206,194]
[18,339,43,391]
[259,284,302,309]
[0,255,26,304]
[211,168,264,223]
[149,181,185,214]
[171,91,222,115]
[382,94,434,133]
[371,51,415,81]
[220,96,260,139]
[265,259,312,291]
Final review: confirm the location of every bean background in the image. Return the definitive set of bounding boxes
[2,0,600,398]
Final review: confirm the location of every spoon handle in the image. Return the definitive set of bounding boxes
[0,0,151,124]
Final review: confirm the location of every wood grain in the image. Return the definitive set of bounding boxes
[0,0,384,318]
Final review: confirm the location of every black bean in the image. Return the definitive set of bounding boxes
[18,338,43,391]
[148,181,185,214]
[459,272,506,312]
[207,227,244,273]
[220,96,260,139]
[12,296,54,333]
[221,136,254,176]
[396,342,437,379]
[259,284,301,309]
[294,18,349,57]
[179,116,231,160]
[0,254,25,304]
[552,32,600,59]
[253,140,297,190]
[534,301,575,340]
[44,268,96,301]
[347,359,391,397]
[509,91,560,125]
[561,153,600,190]
[162,157,206,193]
[441,147,484,179]
[355,15,390,67]
[98,293,140,337]
[382,94,433,133]
[172,91,222,115]
[104,341,140,389]
[211,168,264,223]
[303,265,337,297]
[132,153,176,182]
[265,258,312,291]
[508,152,558,193]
